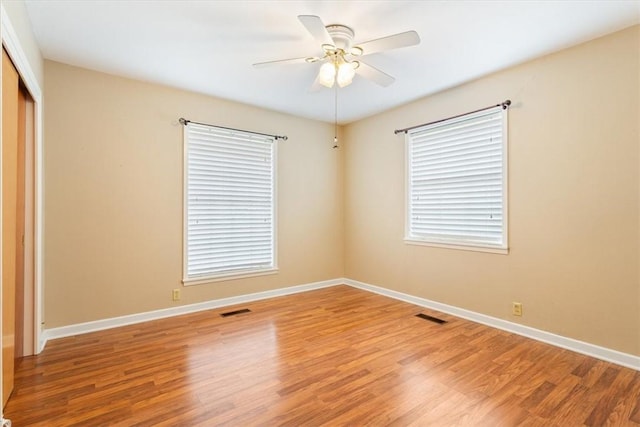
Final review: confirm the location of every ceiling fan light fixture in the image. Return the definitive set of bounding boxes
[350,46,363,56]
[336,61,356,87]
[318,61,336,88]
[321,43,336,53]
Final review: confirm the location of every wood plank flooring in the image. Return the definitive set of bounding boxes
[5,285,640,426]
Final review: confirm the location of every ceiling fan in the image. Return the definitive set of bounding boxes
[253,15,420,89]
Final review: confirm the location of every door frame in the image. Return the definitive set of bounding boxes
[1,3,44,364]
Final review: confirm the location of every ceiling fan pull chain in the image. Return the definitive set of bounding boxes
[333,84,339,149]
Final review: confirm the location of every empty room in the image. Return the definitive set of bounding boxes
[1,0,639,425]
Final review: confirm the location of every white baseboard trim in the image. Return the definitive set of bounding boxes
[343,278,640,371]
[41,278,343,346]
[41,277,639,372]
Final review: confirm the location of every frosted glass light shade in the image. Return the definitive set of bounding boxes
[337,62,356,87]
[318,62,336,88]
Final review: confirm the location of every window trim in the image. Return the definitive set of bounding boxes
[182,123,278,285]
[404,106,509,254]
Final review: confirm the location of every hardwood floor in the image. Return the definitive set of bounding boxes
[5,285,640,426]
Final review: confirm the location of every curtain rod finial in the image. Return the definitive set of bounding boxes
[502,100,512,109]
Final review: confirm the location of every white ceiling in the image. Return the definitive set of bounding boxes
[24,0,640,124]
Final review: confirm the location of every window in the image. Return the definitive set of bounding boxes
[183,122,276,284]
[405,106,508,253]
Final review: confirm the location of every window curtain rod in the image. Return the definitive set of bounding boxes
[178,118,288,141]
[393,100,511,135]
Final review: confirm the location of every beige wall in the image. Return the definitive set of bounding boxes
[344,26,640,356]
[44,61,344,328]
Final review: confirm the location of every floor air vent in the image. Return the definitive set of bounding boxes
[416,313,447,324]
[220,308,251,317]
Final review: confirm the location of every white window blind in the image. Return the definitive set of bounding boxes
[406,106,508,251]
[184,122,276,282]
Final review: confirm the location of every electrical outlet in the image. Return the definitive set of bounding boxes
[512,302,523,316]
[172,288,181,301]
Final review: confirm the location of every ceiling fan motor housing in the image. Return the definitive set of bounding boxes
[326,24,355,51]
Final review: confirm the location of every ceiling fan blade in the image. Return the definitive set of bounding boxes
[309,74,322,92]
[253,57,310,68]
[298,15,333,46]
[355,31,420,56]
[356,61,395,87]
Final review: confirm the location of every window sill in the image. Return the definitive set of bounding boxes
[404,239,509,255]
[183,268,279,286]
